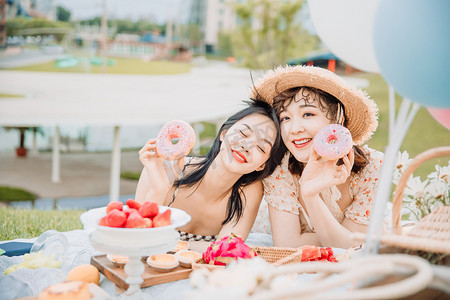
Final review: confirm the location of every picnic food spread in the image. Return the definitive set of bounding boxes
[98,199,172,228]
[313,124,353,160]
[156,120,196,160]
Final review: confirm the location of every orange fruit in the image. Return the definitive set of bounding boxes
[67,264,100,285]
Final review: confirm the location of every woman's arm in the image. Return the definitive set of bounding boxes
[134,138,185,204]
[268,205,320,247]
[217,181,264,241]
[135,167,171,205]
[301,194,366,248]
[299,148,365,248]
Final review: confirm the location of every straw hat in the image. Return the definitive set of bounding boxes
[251,65,378,145]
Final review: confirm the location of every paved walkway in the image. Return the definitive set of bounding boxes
[0,150,142,202]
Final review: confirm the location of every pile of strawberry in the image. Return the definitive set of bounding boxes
[299,245,338,262]
[99,199,172,228]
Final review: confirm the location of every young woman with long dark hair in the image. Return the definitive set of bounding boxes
[135,99,284,251]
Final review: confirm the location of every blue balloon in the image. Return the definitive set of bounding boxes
[374,0,450,108]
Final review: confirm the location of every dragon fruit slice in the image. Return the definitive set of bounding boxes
[202,234,257,266]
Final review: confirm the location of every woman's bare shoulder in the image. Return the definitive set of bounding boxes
[241,180,263,197]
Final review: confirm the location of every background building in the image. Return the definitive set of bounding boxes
[189,0,236,54]
[4,0,56,20]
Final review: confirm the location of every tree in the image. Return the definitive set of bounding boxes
[217,30,234,57]
[180,23,203,51]
[6,17,73,41]
[3,127,43,157]
[56,6,71,22]
[230,0,320,69]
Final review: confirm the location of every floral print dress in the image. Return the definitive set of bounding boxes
[252,146,383,234]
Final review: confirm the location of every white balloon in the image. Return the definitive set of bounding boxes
[307,0,380,73]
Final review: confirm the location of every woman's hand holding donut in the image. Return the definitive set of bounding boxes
[139,138,185,194]
[300,147,354,199]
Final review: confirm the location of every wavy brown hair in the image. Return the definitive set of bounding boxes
[269,86,370,176]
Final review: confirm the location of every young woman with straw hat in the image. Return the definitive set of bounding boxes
[251,65,384,249]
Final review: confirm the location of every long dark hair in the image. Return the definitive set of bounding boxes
[270,86,370,176]
[175,98,284,225]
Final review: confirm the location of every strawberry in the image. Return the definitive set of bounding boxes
[125,212,147,228]
[326,247,334,257]
[106,209,126,227]
[153,209,171,227]
[123,208,138,217]
[99,216,108,226]
[138,201,159,219]
[126,199,142,210]
[106,201,123,214]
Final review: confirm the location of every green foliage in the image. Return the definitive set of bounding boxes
[230,0,320,69]
[80,16,102,26]
[121,171,141,181]
[0,93,24,98]
[80,17,165,35]
[8,58,192,75]
[0,207,84,240]
[3,127,44,148]
[56,6,71,22]
[199,122,217,139]
[180,23,203,49]
[217,31,234,57]
[6,17,73,41]
[0,186,37,202]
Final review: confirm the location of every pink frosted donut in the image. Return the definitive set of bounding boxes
[313,124,353,160]
[156,120,196,160]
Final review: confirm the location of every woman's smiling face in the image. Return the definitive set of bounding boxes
[219,113,277,174]
[279,88,331,163]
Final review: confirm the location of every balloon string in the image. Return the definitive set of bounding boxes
[363,97,418,256]
[388,85,395,145]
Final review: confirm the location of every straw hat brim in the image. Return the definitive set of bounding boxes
[251,65,378,145]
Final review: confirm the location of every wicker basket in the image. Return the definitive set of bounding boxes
[252,246,302,266]
[354,146,450,256]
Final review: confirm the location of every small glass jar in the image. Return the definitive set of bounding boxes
[30,230,68,260]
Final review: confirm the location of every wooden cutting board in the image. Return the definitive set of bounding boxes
[91,255,193,290]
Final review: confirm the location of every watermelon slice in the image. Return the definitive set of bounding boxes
[153,209,172,227]
[299,245,321,261]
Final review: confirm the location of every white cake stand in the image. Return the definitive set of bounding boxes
[89,206,191,300]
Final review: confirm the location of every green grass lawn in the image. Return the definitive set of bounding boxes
[0,207,84,240]
[0,93,24,98]
[7,57,192,75]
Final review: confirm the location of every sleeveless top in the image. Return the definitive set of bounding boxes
[168,157,218,242]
